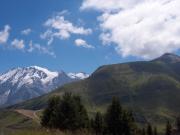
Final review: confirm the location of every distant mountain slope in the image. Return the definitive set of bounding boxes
[0,66,88,106]
[11,53,180,124]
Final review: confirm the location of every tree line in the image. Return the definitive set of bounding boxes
[139,116,180,135]
[41,92,180,135]
[41,93,138,135]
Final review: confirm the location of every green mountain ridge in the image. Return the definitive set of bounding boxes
[11,53,180,125]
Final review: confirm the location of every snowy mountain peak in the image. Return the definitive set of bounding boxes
[26,66,59,84]
[0,66,59,87]
[0,66,88,106]
[68,72,89,80]
[29,66,59,76]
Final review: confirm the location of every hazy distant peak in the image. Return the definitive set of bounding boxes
[153,53,180,63]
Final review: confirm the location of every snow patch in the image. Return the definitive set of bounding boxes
[68,72,89,80]
[30,66,59,84]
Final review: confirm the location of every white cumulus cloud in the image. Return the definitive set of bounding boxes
[11,39,25,50]
[81,0,180,59]
[75,39,94,49]
[81,0,142,12]
[28,41,56,57]
[41,14,92,45]
[21,28,32,35]
[0,25,10,44]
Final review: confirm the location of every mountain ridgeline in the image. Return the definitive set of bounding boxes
[0,66,89,107]
[12,53,180,124]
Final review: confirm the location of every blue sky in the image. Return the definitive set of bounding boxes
[0,0,179,73]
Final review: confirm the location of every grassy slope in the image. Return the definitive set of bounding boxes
[0,109,40,134]
[0,109,94,135]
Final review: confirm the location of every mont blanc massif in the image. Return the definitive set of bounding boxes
[0,66,89,106]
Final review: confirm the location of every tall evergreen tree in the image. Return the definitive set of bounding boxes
[41,96,60,128]
[104,97,137,135]
[54,93,89,130]
[105,97,123,135]
[92,112,104,135]
[73,95,90,129]
[141,128,146,135]
[165,121,172,135]
[147,124,153,135]
[122,110,136,135]
[41,93,89,131]
[154,127,157,135]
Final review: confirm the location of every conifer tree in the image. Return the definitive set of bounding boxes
[104,97,138,135]
[41,93,89,131]
[122,110,136,135]
[147,123,153,135]
[165,121,172,135]
[54,93,89,130]
[105,97,123,135]
[154,127,157,135]
[141,128,146,135]
[41,96,60,128]
[92,112,104,135]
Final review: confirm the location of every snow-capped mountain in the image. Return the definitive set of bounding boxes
[68,72,89,80]
[0,66,87,106]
